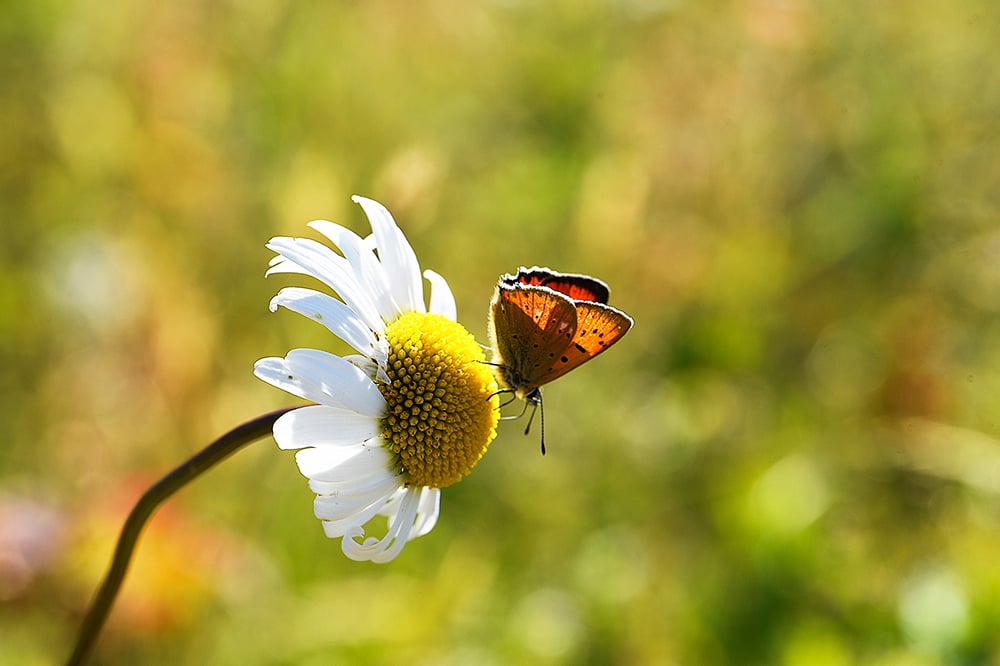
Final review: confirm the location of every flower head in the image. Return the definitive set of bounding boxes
[254,196,499,562]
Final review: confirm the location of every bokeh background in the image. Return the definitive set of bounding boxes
[3,0,1000,663]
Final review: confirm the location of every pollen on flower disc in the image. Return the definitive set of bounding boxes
[380,311,499,488]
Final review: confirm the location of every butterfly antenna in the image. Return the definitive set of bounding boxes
[521,392,546,455]
[538,397,546,455]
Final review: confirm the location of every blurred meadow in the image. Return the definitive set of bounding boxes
[2,0,1000,663]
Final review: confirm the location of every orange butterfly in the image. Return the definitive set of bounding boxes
[487,266,634,452]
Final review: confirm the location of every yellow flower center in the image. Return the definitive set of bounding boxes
[379,311,499,488]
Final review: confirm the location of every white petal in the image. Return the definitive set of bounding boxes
[294,440,391,480]
[411,487,441,538]
[341,354,380,380]
[341,485,423,563]
[379,486,438,538]
[313,477,400,520]
[308,220,398,324]
[269,287,379,358]
[316,475,402,537]
[253,349,386,417]
[320,501,388,539]
[272,405,380,451]
[281,349,387,416]
[300,453,391,486]
[307,467,398,494]
[352,195,425,315]
[423,269,457,321]
[254,356,316,402]
[265,236,385,335]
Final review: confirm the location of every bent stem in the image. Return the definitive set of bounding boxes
[66,406,301,666]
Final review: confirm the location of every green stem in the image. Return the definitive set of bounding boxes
[66,406,300,666]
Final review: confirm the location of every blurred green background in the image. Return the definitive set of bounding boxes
[3,0,1000,664]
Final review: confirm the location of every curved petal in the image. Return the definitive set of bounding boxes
[307,466,399,494]
[377,485,439,539]
[341,485,422,563]
[294,439,392,481]
[308,220,398,324]
[270,287,379,358]
[411,487,441,538]
[320,500,388,539]
[315,475,402,538]
[313,477,401,520]
[272,405,381,451]
[352,195,425,315]
[266,236,385,335]
[253,349,386,417]
[423,269,457,321]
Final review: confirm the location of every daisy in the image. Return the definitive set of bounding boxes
[254,196,499,563]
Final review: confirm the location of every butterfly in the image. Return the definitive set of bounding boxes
[487,266,634,453]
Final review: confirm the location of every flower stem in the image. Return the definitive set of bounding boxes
[66,406,301,666]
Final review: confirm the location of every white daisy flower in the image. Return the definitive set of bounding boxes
[254,196,499,563]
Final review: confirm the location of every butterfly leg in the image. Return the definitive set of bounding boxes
[498,396,530,420]
[488,387,523,413]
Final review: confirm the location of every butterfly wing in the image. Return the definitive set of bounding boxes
[489,284,579,396]
[531,300,633,387]
[504,266,611,304]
